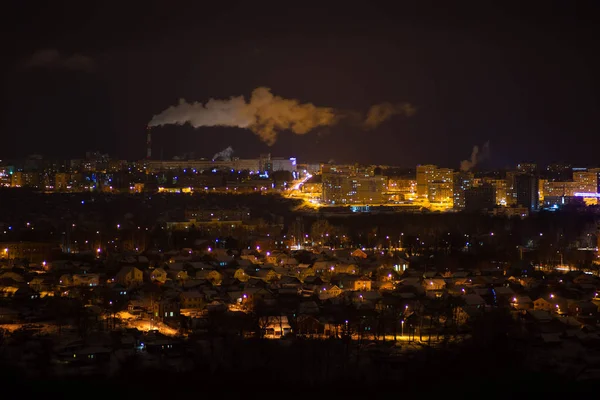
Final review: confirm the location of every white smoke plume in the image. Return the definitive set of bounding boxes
[364,102,416,130]
[460,141,490,172]
[24,48,95,72]
[212,146,234,161]
[149,87,338,146]
[149,87,415,145]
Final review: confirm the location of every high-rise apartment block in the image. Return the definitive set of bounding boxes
[465,183,496,211]
[514,173,539,211]
[517,163,537,174]
[416,164,436,198]
[453,171,473,210]
[322,169,387,205]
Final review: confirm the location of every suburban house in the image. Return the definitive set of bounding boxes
[195,269,223,284]
[318,284,343,300]
[463,294,487,308]
[179,291,205,309]
[534,296,568,314]
[260,315,292,338]
[251,268,279,283]
[150,267,167,284]
[512,295,534,310]
[424,278,446,291]
[233,268,250,282]
[455,306,483,326]
[115,266,144,287]
[337,275,372,291]
[72,273,100,287]
[167,270,189,281]
[296,315,323,336]
[153,299,180,321]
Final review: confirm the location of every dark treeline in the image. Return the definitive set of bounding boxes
[297,210,599,267]
[1,311,596,397]
[1,189,598,267]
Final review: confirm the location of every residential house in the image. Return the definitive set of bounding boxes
[115,266,144,287]
[108,282,128,297]
[0,285,20,298]
[29,276,56,292]
[281,257,299,268]
[455,306,483,326]
[227,290,251,306]
[179,291,205,310]
[337,263,358,274]
[195,269,223,284]
[392,258,409,273]
[236,259,254,269]
[424,278,446,291]
[240,254,260,264]
[279,275,302,289]
[423,271,438,279]
[296,315,322,336]
[260,315,292,338]
[0,307,19,323]
[0,271,24,282]
[534,296,568,314]
[298,300,320,315]
[351,249,368,259]
[233,267,251,282]
[59,274,73,286]
[150,267,167,284]
[519,277,540,290]
[273,266,291,278]
[153,299,180,321]
[525,309,552,323]
[252,268,280,283]
[492,286,516,306]
[337,275,372,291]
[72,273,100,287]
[401,277,423,291]
[167,269,189,281]
[299,267,316,282]
[512,295,533,310]
[533,297,554,312]
[573,273,598,286]
[184,261,213,271]
[463,294,487,308]
[353,290,382,307]
[213,253,234,267]
[313,261,337,274]
[318,284,343,301]
[569,301,598,321]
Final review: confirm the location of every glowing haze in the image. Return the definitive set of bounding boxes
[149,87,414,145]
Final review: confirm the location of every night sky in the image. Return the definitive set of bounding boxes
[2,2,600,168]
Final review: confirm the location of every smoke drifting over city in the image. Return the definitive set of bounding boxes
[149,87,414,145]
[364,102,416,130]
[460,141,490,171]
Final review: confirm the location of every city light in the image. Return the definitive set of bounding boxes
[574,192,600,197]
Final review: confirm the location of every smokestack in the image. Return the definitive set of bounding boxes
[146,126,152,159]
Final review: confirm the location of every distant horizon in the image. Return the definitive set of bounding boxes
[0,152,595,172]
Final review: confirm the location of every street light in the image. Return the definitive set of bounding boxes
[401,320,405,337]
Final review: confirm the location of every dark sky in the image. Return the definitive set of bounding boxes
[2,1,600,168]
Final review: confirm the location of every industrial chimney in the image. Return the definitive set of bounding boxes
[146,126,152,159]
